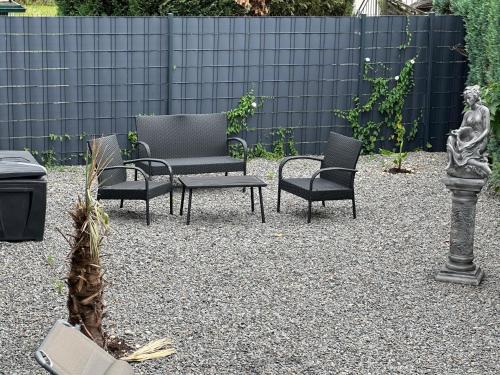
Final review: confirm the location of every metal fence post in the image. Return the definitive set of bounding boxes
[423,12,435,150]
[167,13,174,115]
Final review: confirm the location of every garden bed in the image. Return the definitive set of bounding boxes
[0,152,499,374]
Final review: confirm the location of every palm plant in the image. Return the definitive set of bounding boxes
[64,140,109,347]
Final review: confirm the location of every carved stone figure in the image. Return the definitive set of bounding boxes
[446,85,491,179]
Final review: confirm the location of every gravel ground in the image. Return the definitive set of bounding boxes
[1,152,499,375]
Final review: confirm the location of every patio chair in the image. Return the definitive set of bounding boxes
[89,135,174,225]
[277,131,362,223]
[35,320,134,375]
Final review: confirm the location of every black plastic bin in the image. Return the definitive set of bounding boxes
[0,151,47,241]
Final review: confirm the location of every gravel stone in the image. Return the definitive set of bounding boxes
[0,152,499,374]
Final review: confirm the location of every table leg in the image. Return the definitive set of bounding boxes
[186,189,193,225]
[250,187,254,212]
[259,187,265,223]
[180,185,185,215]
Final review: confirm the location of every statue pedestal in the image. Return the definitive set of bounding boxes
[436,177,486,286]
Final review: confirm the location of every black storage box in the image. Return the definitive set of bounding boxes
[0,151,47,241]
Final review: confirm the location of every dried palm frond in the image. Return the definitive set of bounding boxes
[83,140,110,260]
[121,338,176,362]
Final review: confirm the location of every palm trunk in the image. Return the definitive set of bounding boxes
[67,198,106,348]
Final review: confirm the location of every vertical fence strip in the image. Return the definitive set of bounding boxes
[167,13,173,115]
[423,12,435,150]
[357,14,366,100]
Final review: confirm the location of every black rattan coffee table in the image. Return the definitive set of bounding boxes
[179,175,267,225]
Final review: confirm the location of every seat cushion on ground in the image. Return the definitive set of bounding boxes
[98,180,172,200]
[280,177,353,201]
[135,156,245,175]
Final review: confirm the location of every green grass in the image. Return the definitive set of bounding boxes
[13,2,58,16]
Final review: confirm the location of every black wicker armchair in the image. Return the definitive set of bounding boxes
[89,135,174,225]
[277,131,362,223]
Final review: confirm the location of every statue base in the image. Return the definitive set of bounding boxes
[435,264,484,286]
[436,176,486,286]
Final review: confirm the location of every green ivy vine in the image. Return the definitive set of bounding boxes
[226,89,268,136]
[251,128,298,160]
[334,57,418,154]
[226,89,298,160]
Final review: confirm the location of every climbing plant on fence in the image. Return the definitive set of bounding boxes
[226,90,297,159]
[334,57,418,155]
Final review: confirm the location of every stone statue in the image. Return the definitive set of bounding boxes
[436,85,491,285]
[446,85,491,179]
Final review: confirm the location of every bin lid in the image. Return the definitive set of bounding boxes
[0,153,47,179]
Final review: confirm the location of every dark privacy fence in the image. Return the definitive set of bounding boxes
[0,14,466,163]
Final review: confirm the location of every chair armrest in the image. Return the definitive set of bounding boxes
[227,137,248,162]
[133,141,151,158]
[278,156,323,180]
[309,167,357,190]
[124,158,173,183]
[100,166,150,190]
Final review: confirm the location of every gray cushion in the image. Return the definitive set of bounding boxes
[98,180,172,200]
[281,177,353,201]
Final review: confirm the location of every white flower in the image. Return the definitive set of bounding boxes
[251,102,257,108]
[395,75,400,81]
[364,57,370,62]
[410,59,415,64]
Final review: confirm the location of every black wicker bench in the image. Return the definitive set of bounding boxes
[135,113,248,177]
[178,175,267,225]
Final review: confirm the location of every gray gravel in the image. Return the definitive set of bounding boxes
[1,152,499,375]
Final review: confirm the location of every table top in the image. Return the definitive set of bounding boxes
[179,175,267,188]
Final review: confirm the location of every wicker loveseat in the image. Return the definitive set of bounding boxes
[134,113,248,176]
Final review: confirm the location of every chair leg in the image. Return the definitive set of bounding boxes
[307,199,312,223]
[250,187,255,212]
[352,197,356,219]
[186,189,193,225]
[180,185,185,215]
[243,168,247,192]
[120,199,124,208]
[169,191,173,215]
[225,172,228,176]
[322,200,325,207]
[146,199,150,225]
[277,186,281,213]
[259,187,265,223]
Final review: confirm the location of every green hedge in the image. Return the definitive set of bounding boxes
[56,0,354,16]
[434,0,500,194]
[159,0,244,16]
[55,0,127,15]
[269,0,353,16]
